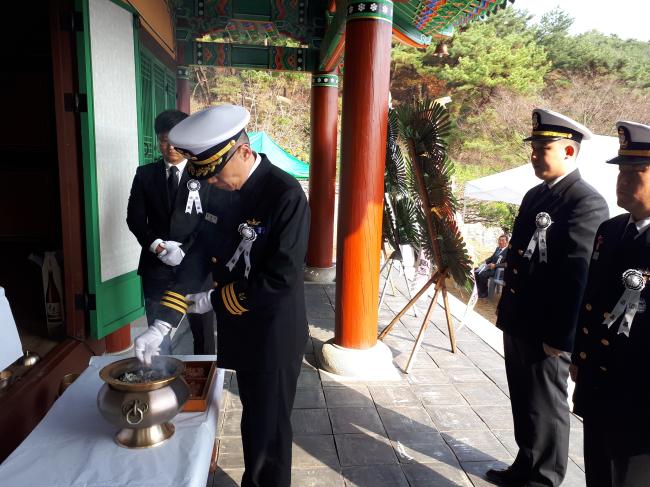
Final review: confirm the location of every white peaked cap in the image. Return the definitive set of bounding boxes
[525,108,593,142]
[169,104,251,155]
[606,120,650,165]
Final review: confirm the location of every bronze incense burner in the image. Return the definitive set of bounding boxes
[97,356,189,449]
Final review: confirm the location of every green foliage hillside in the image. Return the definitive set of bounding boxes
[191,67,315,163]
[190,7,650,231]
[388,7,650,231]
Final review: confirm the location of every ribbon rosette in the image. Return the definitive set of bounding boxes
[603,269,646,336]
[185,180,203,214]
[524,212,552,263]
[227,223,258,277]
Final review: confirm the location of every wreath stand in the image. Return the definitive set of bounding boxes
[378,268,456,373]
[378,137,458,373]
[378,248,419,318]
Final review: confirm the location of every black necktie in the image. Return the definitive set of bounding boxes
[167,165,179,209]
[622,222,639,245]
[536,184,549,199]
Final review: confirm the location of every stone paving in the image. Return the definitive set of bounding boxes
[208,281,586,487]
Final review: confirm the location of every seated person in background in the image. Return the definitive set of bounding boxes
[474,234,509,298]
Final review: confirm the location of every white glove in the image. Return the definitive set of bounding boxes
[134,320,172,366]
[150,238,164,254]
[186,290,214,314]
[155,240,182,257]
[158,241,185,266]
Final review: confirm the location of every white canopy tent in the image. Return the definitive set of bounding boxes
[463,135,626,217]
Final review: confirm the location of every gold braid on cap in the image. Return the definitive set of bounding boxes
[187,140,237,177]
[532,130,573,139]
[619,149,650,157]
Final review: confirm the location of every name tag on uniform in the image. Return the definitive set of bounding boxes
[205,212,218,224]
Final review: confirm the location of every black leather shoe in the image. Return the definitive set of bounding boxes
[485,467,526,486]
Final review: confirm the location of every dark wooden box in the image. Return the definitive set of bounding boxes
[181,360,217,412]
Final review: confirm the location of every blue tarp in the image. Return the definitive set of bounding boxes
[248,131,310,179]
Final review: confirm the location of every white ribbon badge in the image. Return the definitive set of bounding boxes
[227,223,257,278]
[524,212,552,263]
[603,269,646,337]
[185,180,203,214]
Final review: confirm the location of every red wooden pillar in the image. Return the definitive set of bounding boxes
[305,73,339,281]
[104,324,131,354]
[176,65,190,114]
[334,0,393,350]
[176,40,190,113]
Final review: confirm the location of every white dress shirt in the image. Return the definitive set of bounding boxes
[546,167,577,189]
[248,153,262,178]
[628,214,650,239]
[165,159,187,186]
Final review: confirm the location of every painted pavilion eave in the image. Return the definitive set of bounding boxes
[172,0,515,72]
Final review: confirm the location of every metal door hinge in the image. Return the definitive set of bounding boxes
[64,93,88,113]
[75,293,96,311]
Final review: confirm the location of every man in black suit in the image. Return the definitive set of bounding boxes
[572,121,650,487]
[488,109,609,486]
[126,110,215,355]
[134,105,310,487]
[475,234,509,298]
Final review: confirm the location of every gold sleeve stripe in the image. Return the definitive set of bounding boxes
[161,301,187,314]
[161,295,188,310]
[226,284,248,313]
[619,149,650,157]
[225,284,246,315]
[163,290,187,301]
[531,130,573,139]
[221,286,242,315]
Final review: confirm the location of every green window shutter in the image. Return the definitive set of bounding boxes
[166,71,176,111]
[140,52,154,164]
[139,48,177,164]
[153,63,167,123]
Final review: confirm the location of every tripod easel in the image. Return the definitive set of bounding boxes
[378,248,419,318]
[378,268,456,373]
[378,135,459,373]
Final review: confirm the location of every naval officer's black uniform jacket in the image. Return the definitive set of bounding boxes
[573,213,650,458]
[160,154,310,371]
[207,155,310,371]
[160,154,310,486]
[495,169,608,485]
[497,170,609,351]
[127,158,217,354]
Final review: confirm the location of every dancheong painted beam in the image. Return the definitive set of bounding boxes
[174,0,516,73]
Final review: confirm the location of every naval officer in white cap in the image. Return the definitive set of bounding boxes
[135,104,310,487]
[487,109,609,486]
[572,121,650,487]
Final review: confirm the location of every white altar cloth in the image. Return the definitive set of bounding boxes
[0,355,224,487]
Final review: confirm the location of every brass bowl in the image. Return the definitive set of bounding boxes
[99,356,184,392]
[97,357,189,448]
[0,370,13,391]
[59,373,80,396]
